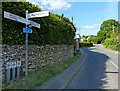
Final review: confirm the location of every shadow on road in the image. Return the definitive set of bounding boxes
[66,47,118,89]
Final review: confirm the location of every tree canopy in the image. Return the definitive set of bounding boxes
[97,19,118,43]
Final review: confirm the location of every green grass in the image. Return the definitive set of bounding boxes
[3,52,81,90]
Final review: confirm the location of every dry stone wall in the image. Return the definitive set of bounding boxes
[1,44,74,80]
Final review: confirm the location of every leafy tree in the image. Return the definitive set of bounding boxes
[83,39,87,42]
[88,36,98,44]
[97,19,120,50]
[62,14,64,17]
[82,35,85,38]
[100,19,118,31]
[97,19,118,43]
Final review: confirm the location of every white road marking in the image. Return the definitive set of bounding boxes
[109,60,118,69]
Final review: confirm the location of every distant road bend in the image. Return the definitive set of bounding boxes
[66,44,118,89]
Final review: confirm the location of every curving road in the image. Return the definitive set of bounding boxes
[66,44,118,89]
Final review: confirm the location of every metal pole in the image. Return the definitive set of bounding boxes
[17,67,20,78]
[76,38,79,51]
[6,69,10,84]
[12,68,15,80]
[25,10,28,77]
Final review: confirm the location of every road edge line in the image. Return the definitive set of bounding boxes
[59,49,88,89]
[109,60,118,69]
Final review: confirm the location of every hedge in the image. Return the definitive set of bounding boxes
[104,38,120,51]
[79,42,93,47]
[2,2,75,45]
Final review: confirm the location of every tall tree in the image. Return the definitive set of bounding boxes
[97,19,118,43]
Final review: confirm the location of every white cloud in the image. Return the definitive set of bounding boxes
[82,23,101,29]
[94,24,101,26]
[26,0,71,10]
[26,0,119,2]
[32,2,44,9]
[40,0,71,10]
[82,25,95,29]
[26,0,43,9]
[66,0,119,2]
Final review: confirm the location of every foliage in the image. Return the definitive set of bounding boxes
[96,19,120,51]
[100,19,118,31]
[87,36,98,44]
[79,42,93,47]
[2,2,75,45]
[82,39,87,42]
[97,19,118,43]
[110,27,120,38]
[104,38,120,51]
[81,35,89,39]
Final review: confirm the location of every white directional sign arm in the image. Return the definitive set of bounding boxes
[4,11,40,28]
[4,11,28,24]
[27,11,49,19]
[29,20,40,28]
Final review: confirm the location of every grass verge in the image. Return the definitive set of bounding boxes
[3,52,81,90]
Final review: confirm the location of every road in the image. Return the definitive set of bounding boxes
[66,44,118,89]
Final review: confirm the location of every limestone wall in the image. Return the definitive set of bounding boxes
[1,44,74,80]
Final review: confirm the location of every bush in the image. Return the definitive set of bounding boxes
[87,36,98,44]
[79,42,93,47]
[104,38,120,51]
[2,2,75,45]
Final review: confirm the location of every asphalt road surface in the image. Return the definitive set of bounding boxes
[66,44,118,89]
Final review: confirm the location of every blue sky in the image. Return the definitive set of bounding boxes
[49,2,118,36]
[28,0,118,36]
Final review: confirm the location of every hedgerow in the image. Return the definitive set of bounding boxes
[104,38,120,51]
[79,42,93,47]
[2,2,75,45]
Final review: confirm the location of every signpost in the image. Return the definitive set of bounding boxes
[11,62,16,80]
[4,11,40,28]
[24,10,49,77]
[23,28,32,33]
[27,11,49,19]
[76,38,79,51]
[6,62,12,84]
[4,10,49,77]
[6,61,21,83]
[25,10,28,77]
[16,61,21,78]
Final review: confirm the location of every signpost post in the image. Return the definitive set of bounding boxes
[11,61,16,80]
[76,38,79,51]
[25,10,28,77]
[16,61,21,78]
[6,62,12,84]
[4,10,49,77]
[24,11,49,77]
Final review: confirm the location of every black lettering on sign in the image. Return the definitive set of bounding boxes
[9,14,18,21]
[31,13,44,16]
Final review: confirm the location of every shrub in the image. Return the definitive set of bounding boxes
[2,2,75,45]
[79,42,93,47]
[104,38,120,51]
